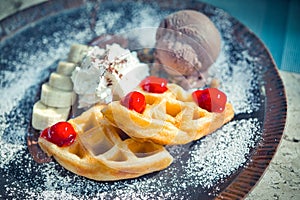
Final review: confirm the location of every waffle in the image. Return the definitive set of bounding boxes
[38,104,173,181]
[102,84,234,145]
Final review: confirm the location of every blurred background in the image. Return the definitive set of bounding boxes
[201,0,300,73]
[0,0,299,73]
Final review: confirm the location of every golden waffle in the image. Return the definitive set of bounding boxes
[102,84,234,145]
[38,104,173,181]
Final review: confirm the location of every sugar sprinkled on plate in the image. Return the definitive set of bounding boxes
[184,118,261,189]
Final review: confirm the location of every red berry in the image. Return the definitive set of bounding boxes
[121,91,146,113]
[40,122,76,147]
[192,88,227,113]
[140,76,168,93]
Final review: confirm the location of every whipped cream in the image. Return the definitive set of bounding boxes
[71,44,149,108]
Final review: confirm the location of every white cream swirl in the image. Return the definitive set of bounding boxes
[71,44,149,108]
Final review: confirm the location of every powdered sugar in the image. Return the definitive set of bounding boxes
[0,2,265,199]
[211,48,262,114]
[184,118,261,189]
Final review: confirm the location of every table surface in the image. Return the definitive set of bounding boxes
[1,1,299,199]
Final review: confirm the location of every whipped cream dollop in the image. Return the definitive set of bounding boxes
[71,44,149,108]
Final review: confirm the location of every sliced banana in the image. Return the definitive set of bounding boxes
[56,61,76,76]
[40,83,76,108]
[68,44,89,64]
[49,72,73,91]
[32,43,89,130]
[32,101,70,130]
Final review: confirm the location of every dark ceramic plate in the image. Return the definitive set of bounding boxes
[0,0,286,199]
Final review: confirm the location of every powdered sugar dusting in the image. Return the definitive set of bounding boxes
[184,118,261,189]
[0,2,264,199]
[208,8,262,114]
[211,49,261,114]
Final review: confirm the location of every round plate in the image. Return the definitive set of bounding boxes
[0,0,286,199]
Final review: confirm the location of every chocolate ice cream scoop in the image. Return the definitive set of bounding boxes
[154,10,221,88]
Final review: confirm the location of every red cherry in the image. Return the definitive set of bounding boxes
[40,122,76,147]
[140,76,168,93]
[192,88,227,113]
[121,91,146,113]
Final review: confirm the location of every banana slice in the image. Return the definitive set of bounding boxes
[32,101,70,130]
[56,61,76,76]
[40,83,76,108]
[68,44,89,64]
[49,72,73,91]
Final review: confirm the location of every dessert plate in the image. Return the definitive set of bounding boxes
[0,0,286,199]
